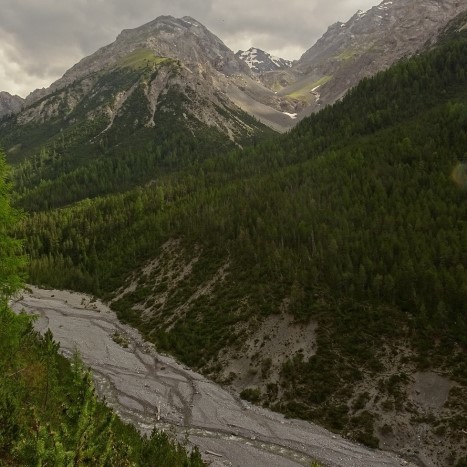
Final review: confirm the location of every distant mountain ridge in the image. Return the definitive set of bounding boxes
[23,16,251,108]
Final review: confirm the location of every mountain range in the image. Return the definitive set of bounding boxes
[1,0,465,132]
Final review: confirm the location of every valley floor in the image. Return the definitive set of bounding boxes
[11,286,416,467]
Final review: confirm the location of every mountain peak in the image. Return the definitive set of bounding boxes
[235,47,293,74]
[25,15,250,107]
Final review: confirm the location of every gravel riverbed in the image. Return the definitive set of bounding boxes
[12,286,415,467]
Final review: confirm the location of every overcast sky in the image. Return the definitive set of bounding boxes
[0,0,378,97]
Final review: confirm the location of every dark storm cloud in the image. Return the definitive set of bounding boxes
[0,0,376,96]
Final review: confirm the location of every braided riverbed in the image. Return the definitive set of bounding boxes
[12,286,414,467]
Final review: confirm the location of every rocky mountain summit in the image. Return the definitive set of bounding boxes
[235,48,293,74]
[0,92,24,118]
[24,16,251,108]
[7,14,294,142]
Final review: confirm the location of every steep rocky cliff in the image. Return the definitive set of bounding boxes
[273,0,466,116]
[0,92,24,118]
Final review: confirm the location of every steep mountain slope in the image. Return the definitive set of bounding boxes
[16,16,293,133]
[25,16,250,107]
[236,48,293,73]
[0,17,276,209]
[19,19,467,466]
[211,0,467,125]
[264,0,466,117]
[0,92,23,118]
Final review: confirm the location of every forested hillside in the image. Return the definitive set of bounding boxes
[8,15,467,466]
[0,48,272,211]
[0,152,203,466]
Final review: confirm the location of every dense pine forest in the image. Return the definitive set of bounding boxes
[0,155,203,465]
[1,12,466,466]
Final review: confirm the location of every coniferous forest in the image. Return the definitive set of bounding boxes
[1,12,466,466]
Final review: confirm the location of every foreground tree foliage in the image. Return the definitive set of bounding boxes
[0,150,204,466]
[0,154,25,303]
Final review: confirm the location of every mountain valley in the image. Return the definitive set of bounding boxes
[1,1,466,466]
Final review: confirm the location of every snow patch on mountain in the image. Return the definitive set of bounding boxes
[236,47,293,74]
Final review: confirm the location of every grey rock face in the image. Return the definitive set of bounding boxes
[287,0,466,114]
[25,15,251,107]
[298,0,465,70]
[0,92,24,118]
[236,48,293,74]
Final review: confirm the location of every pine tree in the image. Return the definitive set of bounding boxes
[0,148,25,306]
